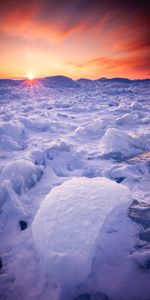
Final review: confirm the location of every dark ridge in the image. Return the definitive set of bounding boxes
[128,200,150,228]
[73,292,110,300]
[0,258,2,269]
[114,177,125,183]
[139,229,150,243]
[76,78,93,84]
[19,220,28,231]
[139,259,150,272]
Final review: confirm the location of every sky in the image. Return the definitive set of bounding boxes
[0,0,150,79]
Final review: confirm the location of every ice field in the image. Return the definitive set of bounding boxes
[0,76,150,300]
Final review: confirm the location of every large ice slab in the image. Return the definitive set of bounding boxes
[32,177,131,294]
[99,128,145,160]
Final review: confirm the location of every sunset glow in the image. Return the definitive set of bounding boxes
[27,72,35,81]
[0,0,150,79]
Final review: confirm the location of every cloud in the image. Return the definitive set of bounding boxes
[115,38,150,53]
[0,0,149,78]
[67,52,150,78]
[0,0,149,40]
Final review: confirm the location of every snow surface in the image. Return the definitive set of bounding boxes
[0,77,150,300]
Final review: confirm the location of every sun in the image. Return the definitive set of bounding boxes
[27,72,35,81]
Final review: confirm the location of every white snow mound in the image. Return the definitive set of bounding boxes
[0,159,42,195]
[32,177,131,286]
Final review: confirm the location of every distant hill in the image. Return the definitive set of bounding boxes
[40,76,80,88]
[0,76,149,89]
[0,76,80,89]
[0,79,23,86]
[95,77,150,84]
[96,77,131,83]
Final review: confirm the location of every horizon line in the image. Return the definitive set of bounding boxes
[0,75,150,81]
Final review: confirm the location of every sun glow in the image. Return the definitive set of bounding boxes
[27,72,35,80]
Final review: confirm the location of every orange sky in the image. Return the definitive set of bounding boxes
[0,0,150,79]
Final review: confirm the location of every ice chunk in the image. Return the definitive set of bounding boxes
[131,250,150,272]
[115,113,138,125]
[131,101,143,111]
[32,177,131,294]
[74,118,106,139]
[0,120,25,152]
[0,135,21,151]
[30,149,46,166]
[20,117,52,132]
[0,159,43,195]
[0,120,25,139]
[128,200,150,228]
[99,128,145,160]
[0,180,25,231]
[47,140,71,160]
